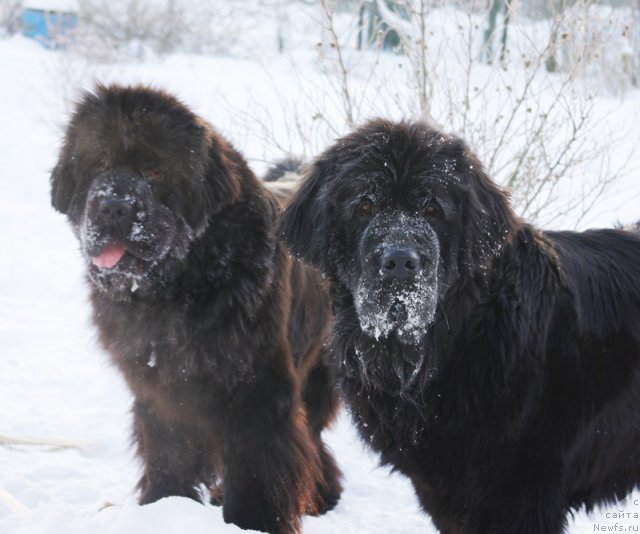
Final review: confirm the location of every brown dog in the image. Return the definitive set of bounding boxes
[50,84,342,533]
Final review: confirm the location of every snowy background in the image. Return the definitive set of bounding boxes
[1,1,640,533]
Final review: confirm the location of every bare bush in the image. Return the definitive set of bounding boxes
[544,1,638,94]
[633,1,640,87]
[381,0,636,225]
[242,0,636,228]
[70,0,253,62]
[0,0,23,37]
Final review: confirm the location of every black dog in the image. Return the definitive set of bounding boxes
[278,118,640,533]
[50,84,342,533]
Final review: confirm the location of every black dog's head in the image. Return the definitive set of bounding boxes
[51,84,241,299]
[279,119,518,345]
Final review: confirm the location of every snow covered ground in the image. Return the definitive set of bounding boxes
[1,17,639,534]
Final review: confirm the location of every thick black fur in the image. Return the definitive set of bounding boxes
[278,118,640,533]
[51,84,342,534]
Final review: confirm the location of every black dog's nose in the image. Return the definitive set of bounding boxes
[381,248,420,280]
[98,197,134,219]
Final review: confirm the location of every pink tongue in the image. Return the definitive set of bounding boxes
[92,242,127,269]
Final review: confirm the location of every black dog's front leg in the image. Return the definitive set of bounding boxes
[462,461,569,534]
[462,500,568,534]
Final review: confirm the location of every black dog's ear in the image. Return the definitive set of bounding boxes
[460,154,519,275]
[278,158,332,274]
[50,149,75,214]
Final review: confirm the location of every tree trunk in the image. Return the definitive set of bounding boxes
[482,0,504,64]
[499,0,511,63]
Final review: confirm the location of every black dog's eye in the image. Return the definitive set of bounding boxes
[358,199,375,219]
[423,200,440,218]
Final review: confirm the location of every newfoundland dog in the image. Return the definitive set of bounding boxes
[50,84,341,533]
[278,119,640,533]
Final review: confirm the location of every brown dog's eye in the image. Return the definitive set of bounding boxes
[358,199,375,218]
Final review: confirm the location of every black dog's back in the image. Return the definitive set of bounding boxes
[627,220,640,233]
[548,229,640,336]
[262,158,304,201]
[262,157,303,182]
[544,228,640,509]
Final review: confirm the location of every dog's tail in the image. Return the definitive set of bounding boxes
[262,157,304,199]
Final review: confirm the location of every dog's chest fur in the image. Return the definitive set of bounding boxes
[90,276,263,422]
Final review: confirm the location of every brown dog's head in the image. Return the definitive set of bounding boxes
[278,119,519,345]
[51,84,241,299]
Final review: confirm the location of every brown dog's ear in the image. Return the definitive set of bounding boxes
[50,149,75,214]
[205,136,242,212]
[184,130,243,237]
[277,158,333,274]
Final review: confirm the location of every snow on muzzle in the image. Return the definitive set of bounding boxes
[354,213,440,345]
[80,172,178,271]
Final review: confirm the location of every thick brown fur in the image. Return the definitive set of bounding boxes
[278,119,640,533]
[50,84,341,533]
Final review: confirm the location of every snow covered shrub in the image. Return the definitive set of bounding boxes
[0,0,22,38]
[544,2,638,95]
[247,0,636,228]
[71,0,252,62]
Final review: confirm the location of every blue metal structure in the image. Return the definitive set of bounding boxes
[22,6,77,49]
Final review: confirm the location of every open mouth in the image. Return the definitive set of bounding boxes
[91,241,127,269]
[87,239,150,295]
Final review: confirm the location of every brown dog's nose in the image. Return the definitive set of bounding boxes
[98,197,134,219]
[381,249,420,280]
